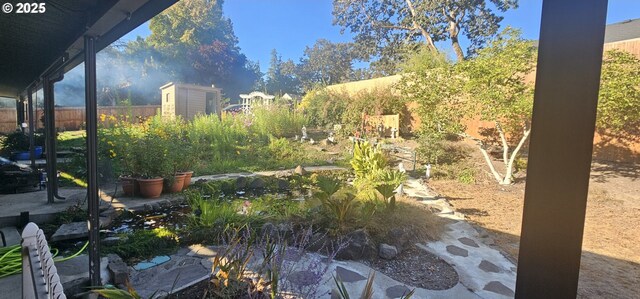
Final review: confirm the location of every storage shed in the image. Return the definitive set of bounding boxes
[160,82,222,120]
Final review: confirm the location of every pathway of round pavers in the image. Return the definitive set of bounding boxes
[403,178,517,298]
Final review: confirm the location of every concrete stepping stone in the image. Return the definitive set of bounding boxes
[479,260,502,273]
[335,266,366,283]
[287,270,320,287]
[458,237,479,248]
[483,281,515,297]
[51,222,88,241]
[386,285,412,298]
[446,245,469,257]
[0,226,21,246]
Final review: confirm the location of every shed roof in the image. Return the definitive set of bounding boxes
[160,82,222,92]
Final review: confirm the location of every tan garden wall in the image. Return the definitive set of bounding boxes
[325,69,640,163]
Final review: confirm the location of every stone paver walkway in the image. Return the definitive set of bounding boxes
[403,178,517,298]
[131,244,479,299]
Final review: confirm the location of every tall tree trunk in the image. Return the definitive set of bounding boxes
[502,128,532,185]
[451,37,465,61]
[477,143,503,183]
[496,122,510,164]
[405,0,438,52]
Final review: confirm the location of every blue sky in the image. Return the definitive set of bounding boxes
[123,1,640,73]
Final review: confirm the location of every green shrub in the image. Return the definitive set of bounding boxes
[416,137,469,166]
[351,141,386,182]
[0,132,29,154]
[299,87,405,136]
[251,106,307,138]
[514,157,528,174]
[457,168,476,184]
[374,169,407,210]
[314,187,361,233]
[102,228,178,263]
[299,89,347,128]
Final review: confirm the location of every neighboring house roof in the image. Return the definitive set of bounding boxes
[604,18,640,43]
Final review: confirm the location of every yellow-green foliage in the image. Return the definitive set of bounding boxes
[251,106,307,138]
[102,228,178,262]
[300,87,405,134]
[99,110,323,177]
[350,141,386,181]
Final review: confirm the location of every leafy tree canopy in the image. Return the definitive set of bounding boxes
[265,49,301,95]
[597,49,640,137]
[333,0,517,69]
[298,39,357,90]
[142,0,260,100]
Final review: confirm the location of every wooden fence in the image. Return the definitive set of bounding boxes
[0,108,16,133]
[0,106,160,133]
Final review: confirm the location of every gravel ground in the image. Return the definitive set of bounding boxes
[365,245,459,290]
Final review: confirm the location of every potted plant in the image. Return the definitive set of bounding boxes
[1,132,43,160]
[175,142,195,190]
[160,116,190,193]
[134,130,171,198]
[105,122,141,197]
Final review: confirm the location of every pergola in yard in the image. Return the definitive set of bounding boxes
[0,0,612,297]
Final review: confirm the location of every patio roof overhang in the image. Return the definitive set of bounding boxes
[0,0,176,98]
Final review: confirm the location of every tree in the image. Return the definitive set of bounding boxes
[298,39,355,90]
[332,0,517,63]
[398,48,464,164]
[457,28,536,184]
[597,49,640,138]
[144,0,259,99]
[265,49,301,95]
[400,47,459,138]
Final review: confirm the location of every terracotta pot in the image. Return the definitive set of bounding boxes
[138,177,164,198]
[165,173,187,193]
[178,171,194,190]
[120,176,138,197]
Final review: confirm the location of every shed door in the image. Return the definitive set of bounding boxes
[205,92,216,115]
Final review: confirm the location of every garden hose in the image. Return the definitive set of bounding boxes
[0,241,88,278]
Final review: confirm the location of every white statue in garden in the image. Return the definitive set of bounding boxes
[425,164,432,181]
[327,131,335,144]
[301,126,308,140]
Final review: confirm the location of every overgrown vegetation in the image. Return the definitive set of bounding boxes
[403,28,536,185]
[102,228,179,263]
[299,87,406,135]
[95,109,321,179]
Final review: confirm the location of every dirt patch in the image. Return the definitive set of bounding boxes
[429,160,640,299]
[365,245,459,290]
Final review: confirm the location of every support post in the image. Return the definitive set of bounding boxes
[43,76,55,204]
[16,97,24,128]
[84,35,101,287]
[27,90,36,168]
[43,73,65,203]
[515,0,608,298]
